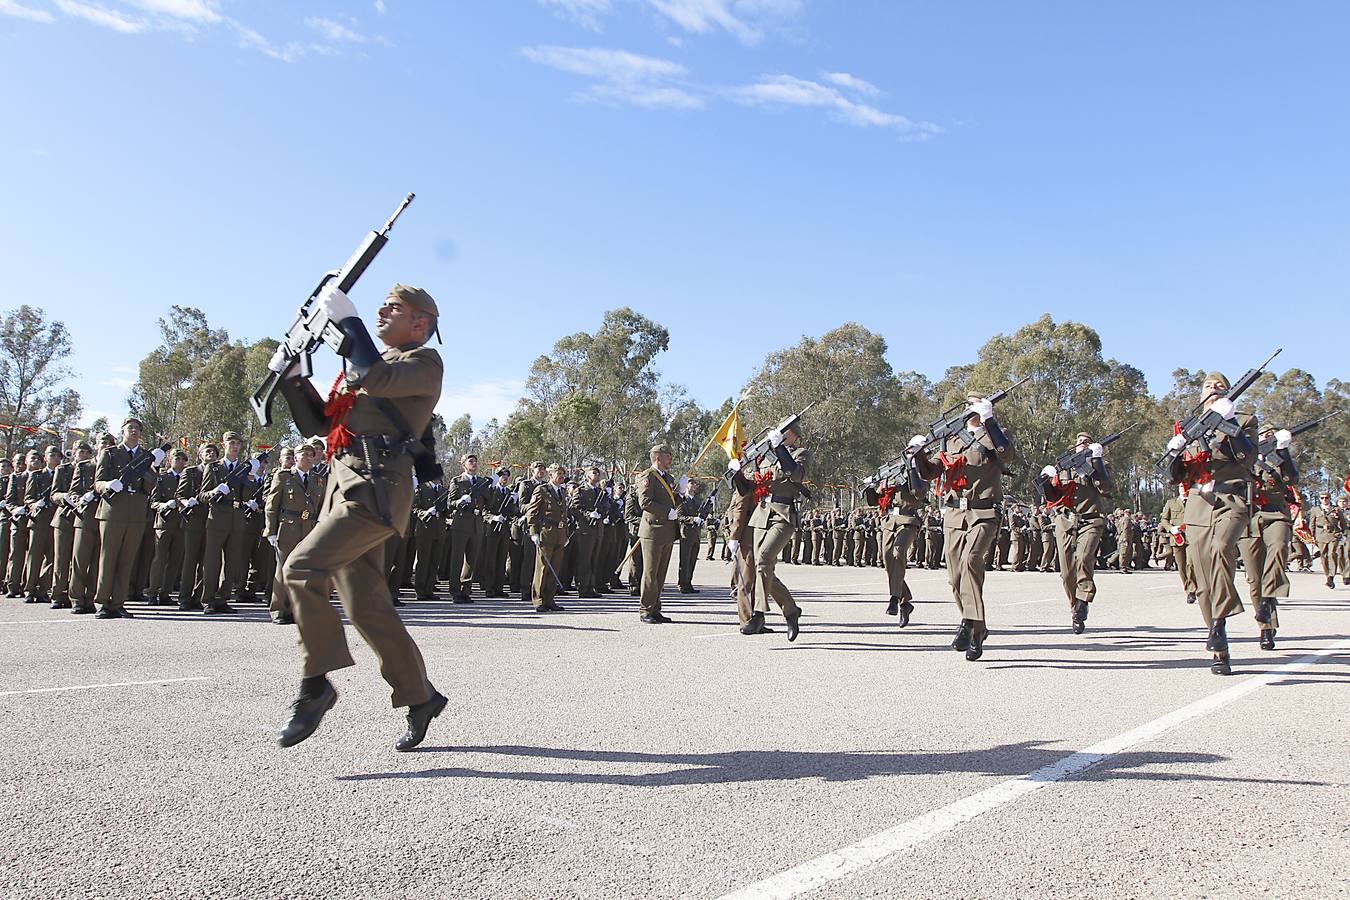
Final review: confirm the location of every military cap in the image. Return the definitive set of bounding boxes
[496,466,510,478]
[650,443,672,456]
[75,441,93,452]
[99,433,116,446]
[222,431,242,442]
[201,441,220,452]
[1076,432,1092,442]
[530,460,546,470]
[172,448,189,460]
[1205,371,1230,389]
[546,462,564,472]
[388,283,439,318]
[461,452,478,462]
[121,416,144,428]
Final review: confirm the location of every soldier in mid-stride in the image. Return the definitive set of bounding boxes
[267,282,447,751]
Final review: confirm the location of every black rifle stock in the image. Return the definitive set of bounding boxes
[1157,348,1281,469]
[1254,409,1342,475]
[250,193,415,426]
[922,375,1031,452]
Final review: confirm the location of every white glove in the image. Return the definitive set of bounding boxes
[530,533,540,544]
[317,283,358,322]
[214,483,230,495]
[863,476,876,488]
[907,434,927,449]
[677,475,689,493]
[151,447,166,464]
[492,514,505,524]
[267,345,294,375]
[162,498,177,510]
[1167,434,1188,452]
[490,474,500,486]
[1274,429,1292,450]
[1209,397,1236,420]
[81,492,96,505]
[966,398,995,422]
[727,539,739,553]
[267,535,279,548]
[1040,465,1057,478]
[1089,442,1104,459]
[767,429,785,448]
[0,500,6,510]
[35,500,47,510]
[107,479,124,493]
[184,497,199,508]
[727,458,742,473]
[588,510,601,520]
[693,517,703,527]
[602,517,610,525]
[667,508,679,521]
[249,459,262,476]
[246,499,259,511]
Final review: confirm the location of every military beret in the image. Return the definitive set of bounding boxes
[388,283,439,318]
[650,443,672,456]
[222,431,242,442]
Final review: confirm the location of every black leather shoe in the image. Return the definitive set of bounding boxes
[396,690,448,752]
[204,604,236,615]
[885,597,899,617]
[1327,577,1335,589]
[24,593,39,604]
[1206,618,1228,653]
[579,590,601,598]
[653,613,673,623]
[179,599,205,611]
[1254,598,1273,625]
[95,608,123,619]
[1186,592,1197,604]
[540,602,565,612]
[1259,628,1275,650]
[278,681,337,747]
[1210,652,1231,675]
[640,614,662,624]
[952,620,971,652]
[1071,599,1088,635]
[50,599,71,610]
[453,594,473,604]
[965,621,987,661]
[897,601,914,628]
[72,605,95,615]
[786,609,802,642]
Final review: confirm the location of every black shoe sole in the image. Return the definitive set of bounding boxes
[396,693,448,752]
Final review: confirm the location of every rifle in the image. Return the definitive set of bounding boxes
[1254,410,1342,476]
[211,452,270,504]
[1157,348,1281,469]
[738,401,818,467]
[1050,423,1138,480]
[922,375,1031,452]
[80,441,174,513]
[490,484,515,532]
[250,193,415,426]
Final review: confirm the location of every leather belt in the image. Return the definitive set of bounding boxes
[768,494,798,504]
[945,497,995,510]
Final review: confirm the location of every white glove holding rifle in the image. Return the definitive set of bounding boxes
[317,283,358,323]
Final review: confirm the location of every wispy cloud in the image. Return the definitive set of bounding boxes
[437,378,527,431]
[99,376,135,390]
[522,45,703,109]
[374,0,385,13]
[54,0,145,33]
[728,74,941,138]
[650,0,764,45]
[0,0,55,23]
[540,0,611,30]
[821,71,879,97]
[306,15,365,44]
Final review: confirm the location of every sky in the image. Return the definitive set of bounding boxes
[3,0,1348,431]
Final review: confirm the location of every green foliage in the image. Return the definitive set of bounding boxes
[0,305,82,457]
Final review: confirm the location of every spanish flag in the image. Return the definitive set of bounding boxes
[711,406,745,461]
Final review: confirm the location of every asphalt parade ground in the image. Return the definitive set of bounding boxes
[2,562,1347,899]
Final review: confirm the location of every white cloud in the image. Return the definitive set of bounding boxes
[54,0,146,33]
[522,44,704,109]
[99,376,135,390]
[728,74,941,138]
[436,378,526,431]
[306,15,365,44]
[374,0,385,12]
[650,0,760,44]
[0,0,55,23]
[122,0,220,23]
[539,0,611,30]
[821,71,879,97]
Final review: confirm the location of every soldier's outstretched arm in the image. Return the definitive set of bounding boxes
[350,346,443,399]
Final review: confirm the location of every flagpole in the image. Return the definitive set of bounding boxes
[689,392,748,472]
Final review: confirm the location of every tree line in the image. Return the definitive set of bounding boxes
[2,304,1345,514]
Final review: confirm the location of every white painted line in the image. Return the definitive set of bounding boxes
[0,676,210,697]
[0,619,86,626]
[715,638,1350,900]
[1001,598,1057,606]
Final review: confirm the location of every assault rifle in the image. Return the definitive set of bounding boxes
[1254,410,1342,476]
[79,442,174,513]
[1156,348,1281,469]
[250,193,415,426]
[735,401,818,472]
[922,375,1031,452]
[211,452,270,504]
[1051,423,1138,480]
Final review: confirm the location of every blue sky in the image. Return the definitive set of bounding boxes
[3,0,1347,430]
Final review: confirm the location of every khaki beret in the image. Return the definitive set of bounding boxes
[388,283,439,318]
[222,431,242,442]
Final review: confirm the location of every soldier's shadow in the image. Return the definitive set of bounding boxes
[335,740,1328,788]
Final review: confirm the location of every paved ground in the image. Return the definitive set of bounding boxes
[1,561,1347,899]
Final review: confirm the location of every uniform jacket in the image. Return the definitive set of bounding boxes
[94,445,157,523]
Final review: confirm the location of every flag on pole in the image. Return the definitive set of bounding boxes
[711,405,745,461]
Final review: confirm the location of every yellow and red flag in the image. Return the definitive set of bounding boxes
[711,405,745,461]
